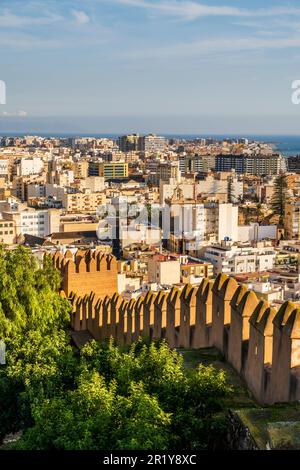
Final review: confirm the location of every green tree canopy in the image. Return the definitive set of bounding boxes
[271,175,291,227]
[0,247,232,450]
[11,339,231,450]
[0,246,72,440]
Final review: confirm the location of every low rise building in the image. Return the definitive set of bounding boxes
[120,223,161,249]
[233,273,284,303]
[180,259,214,285]
[89,162,128,180]
[62,191,106,213]
[204,240,276,275]
[148,254,181,286]
[2,207,60,238]
[285,201,300,239]
[0,218,16,245]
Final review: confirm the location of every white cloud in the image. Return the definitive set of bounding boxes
[0,110,28,117]
[0,8,90,29]
[122,35,300,59]
[0,26,111,50]
[0,9,62,28]
[71,10,90,25]
[109,0,300,21]
[0,32,62,48]
[105,0,248,20]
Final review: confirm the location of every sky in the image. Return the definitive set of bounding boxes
[1,0,300,134]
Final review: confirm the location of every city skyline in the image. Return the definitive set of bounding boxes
[1,0,300,133]
[2,2,300,456]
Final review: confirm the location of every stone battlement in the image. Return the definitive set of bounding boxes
[62,272,300,406]
[47,249,118,299]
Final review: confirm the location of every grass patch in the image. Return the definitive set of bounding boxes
[235,404,300,449]
[178,348,300,449]
[178,347,256,409]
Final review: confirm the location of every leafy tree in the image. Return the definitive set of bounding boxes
[0,246,73,440]
[113,382,171,450]
[170,365,230,450]
[14,372,171,451]
[13,339,231,450]
[0,247,232,450]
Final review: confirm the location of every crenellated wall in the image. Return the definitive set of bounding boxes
[58,266,300,405]
[46,249,118,299]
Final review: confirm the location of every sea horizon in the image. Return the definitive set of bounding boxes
[1,133,300,156]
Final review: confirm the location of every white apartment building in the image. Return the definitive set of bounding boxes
[238,223,277,243]
[170,202,207,242]
[0,159,9,177]
[217,203,239,242]
[79,176,105,193]
[120,223,161,249]
[2,208,60,238]
[15,157,44,176]
[170,202,238,244]
[244,281,284,302]
[204,241,276,275]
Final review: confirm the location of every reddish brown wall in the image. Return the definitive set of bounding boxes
[49,250,118,300]
[63,272,300,406]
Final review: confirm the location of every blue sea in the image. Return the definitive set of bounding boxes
[1,132,300,157]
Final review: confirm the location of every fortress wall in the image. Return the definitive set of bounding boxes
[50,249,118,300]
[194,279,213,348]
[143,291,156,339]
[211,274,239,357]
[228,287,259,374]
[166,288,181,348]
[60,260,300,405]
[245,301,276,404]
[271,303,300,403]
[153,292,167,341]
[179,285,197,348]
[126,299,136,346]
[133,297,144,342]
